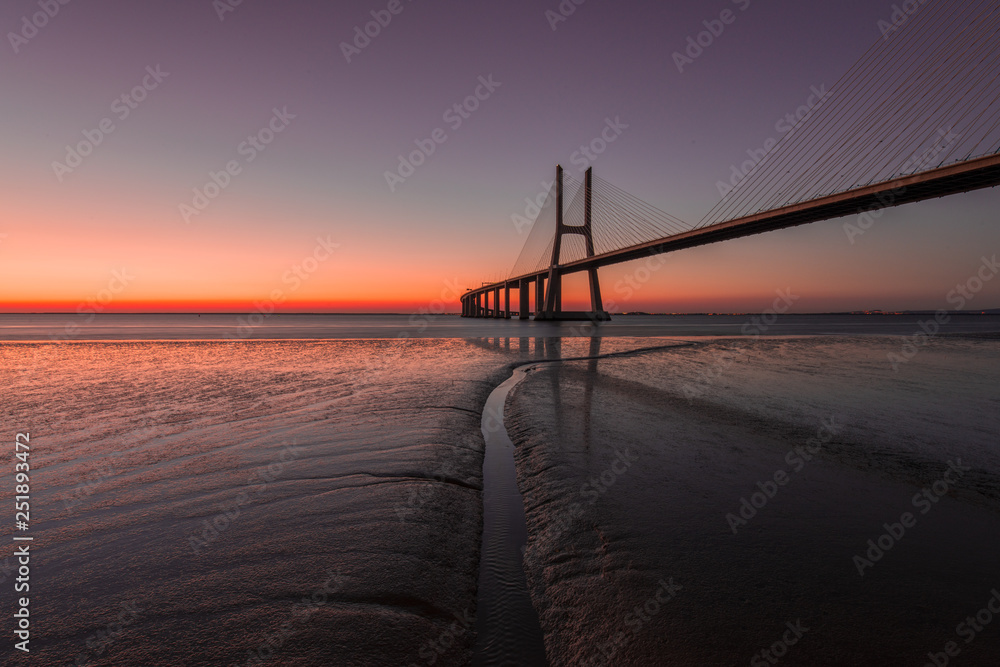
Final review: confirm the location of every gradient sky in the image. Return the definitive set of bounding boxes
[1,0,997,313]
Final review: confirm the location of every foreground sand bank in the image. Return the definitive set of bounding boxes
[508,336,1000,665]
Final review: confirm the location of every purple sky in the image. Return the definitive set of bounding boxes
[2,0,997,312]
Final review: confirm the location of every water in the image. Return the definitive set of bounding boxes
[472,340,697,667]
[473,367,548,667]
[2,312,999,341]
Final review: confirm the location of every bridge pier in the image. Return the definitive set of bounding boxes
[534,277,545,318]
[519,280,530,320]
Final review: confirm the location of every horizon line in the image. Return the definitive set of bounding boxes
[2,310,999,317]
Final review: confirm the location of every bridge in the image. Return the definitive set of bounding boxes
[461,0,1000,321]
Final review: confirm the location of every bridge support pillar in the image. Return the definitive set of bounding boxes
[519,280,530,320]
[493,287,502,319]
[504,285,511,319]
[534,277,545,317]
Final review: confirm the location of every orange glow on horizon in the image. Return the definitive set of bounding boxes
[0,298,468,314]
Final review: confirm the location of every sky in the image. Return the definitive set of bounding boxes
[1,0,997,314]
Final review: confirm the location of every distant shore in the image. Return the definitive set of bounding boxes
[1,312,999,341]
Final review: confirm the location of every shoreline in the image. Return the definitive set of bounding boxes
[2,312,999,342]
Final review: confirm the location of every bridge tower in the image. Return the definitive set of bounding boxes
[537,165,611,322]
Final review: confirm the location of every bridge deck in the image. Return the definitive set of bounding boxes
[470,153,1000,298]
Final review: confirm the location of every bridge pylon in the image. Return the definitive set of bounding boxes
[536,165,611,322]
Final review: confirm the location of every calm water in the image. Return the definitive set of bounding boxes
[2,312,1000,340]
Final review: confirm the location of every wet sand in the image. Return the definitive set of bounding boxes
[0,336,648,666]
[1,340,511,666]
[507,336,1000,665]
[2,334,998,665]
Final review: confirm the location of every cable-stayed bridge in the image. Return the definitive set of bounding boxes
[461,0,1000,321]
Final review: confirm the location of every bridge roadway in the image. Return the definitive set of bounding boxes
[462,153,1000,319]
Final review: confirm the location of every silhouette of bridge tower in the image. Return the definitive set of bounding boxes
[461,165,616,322]
[536,166,610,322]
[461,0,1000,321]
